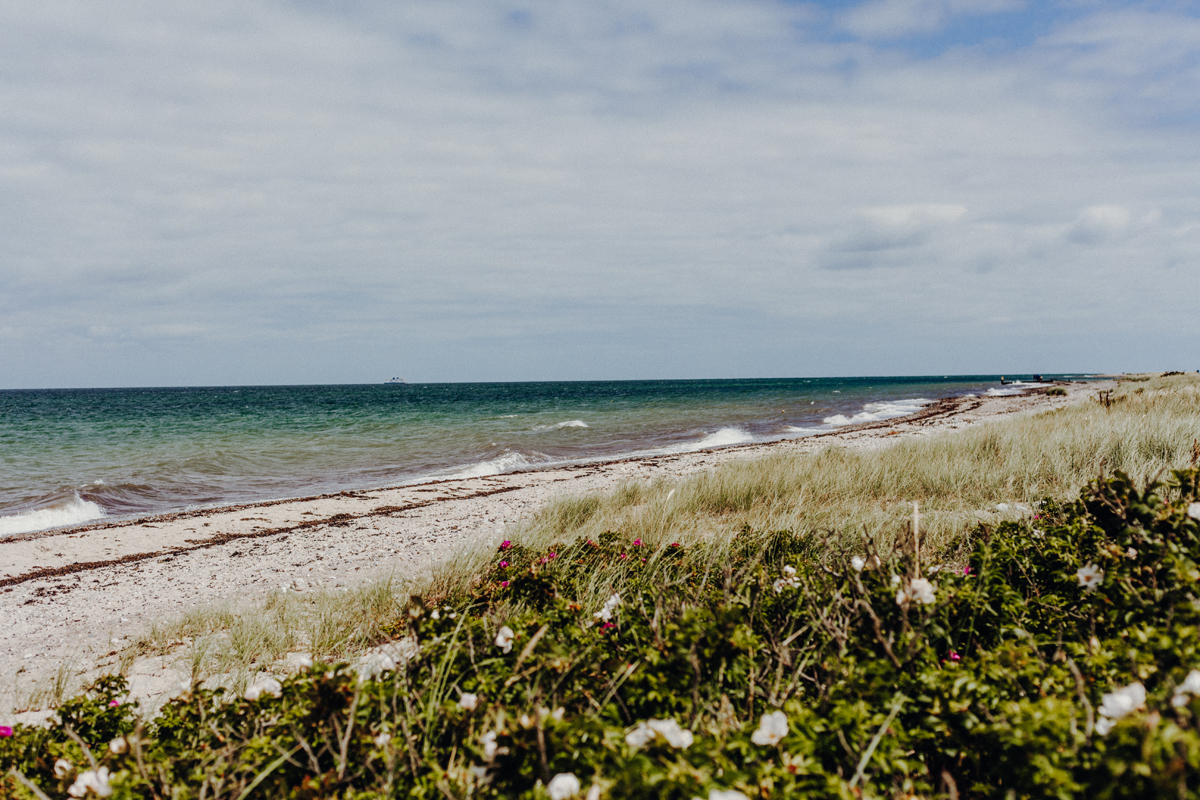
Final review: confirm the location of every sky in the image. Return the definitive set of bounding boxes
[3,0,1200,388]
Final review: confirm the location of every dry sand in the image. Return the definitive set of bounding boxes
[0,382,1103,720]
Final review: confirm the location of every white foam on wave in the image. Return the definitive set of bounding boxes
[784,426,824,435]
[986,381,1053,397]
[823,398,932,427]
[0,494,106,537]
[443,451,537,479]
[695,427,755,448]
[533,420,589,431]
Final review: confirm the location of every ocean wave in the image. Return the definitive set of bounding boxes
[0,493,106,537]
[697,428,754,448]
[652,428,756,454]
[784,426,824,435]
[984,383,1051,398]
[442,451,539,479]
[823,398,932,427]
[533,420,590,431]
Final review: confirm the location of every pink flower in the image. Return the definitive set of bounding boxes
[499,541,512,550]
[0,726,12,737]
[547,552,557,559]
[962,565,973,576]
[618,553,628,559]
[499,561,509,568]
[632,539,643,547]
[499,581,509,588]
[108,700,119,707]
[949,651,961,661]
[669,542,680,548]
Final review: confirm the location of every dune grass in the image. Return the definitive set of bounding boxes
[494,373,1200,577]
[40,373,1200,701]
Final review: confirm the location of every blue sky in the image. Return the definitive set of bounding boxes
[3,0,1200,387]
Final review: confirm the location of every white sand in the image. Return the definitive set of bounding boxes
[0,383,1101,717]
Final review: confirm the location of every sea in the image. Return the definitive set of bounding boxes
[0,375,1081,537]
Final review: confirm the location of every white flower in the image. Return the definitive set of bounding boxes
[773,567,799,593]
[625,722,655,748]
[496,625,515,654]
[890,574,902,587]
[108,736,128,754]
[650,718,694,748]
[706,791,750,800]
[244,677,282,701]
[1126,548,1138,560]
[295,654,314,669]
[586,785,601,800]
[481,730,502,760]
[910,577,936,604]
[54,758,73,777]
[750,710,788,746]
[459,692,479,711]
[374,731,392,747]
[431,609,440,619]
[594,593,622,621]
[547,772,582,800]
[1096,681,1146,734]
[897,577,936,607]
[1188,502,1200,520]
[68,768,113,798]
[1077,563,1104,591]
[851,556,865,572]
[1173,670,1200,707]
[357,652,396,680]
[626,718,694,749]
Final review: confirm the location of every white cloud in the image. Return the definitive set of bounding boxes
[840,0,1024,39]
[1,1,1200,386]
[1068,205,1131,244]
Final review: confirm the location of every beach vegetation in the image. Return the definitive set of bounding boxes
[7,374,1200,796]
[6,466,1200,796]
[56,373,1200,700]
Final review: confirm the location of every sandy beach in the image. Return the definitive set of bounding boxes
[0,382,1102,716]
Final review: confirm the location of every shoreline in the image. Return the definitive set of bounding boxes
[0,382,1103,709]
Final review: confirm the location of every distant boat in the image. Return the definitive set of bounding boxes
[385,377,407,384]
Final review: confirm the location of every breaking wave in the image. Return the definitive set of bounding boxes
[533,420,589,431]
[442,451,540,479]
[985,381,1052,397]
[0,493,106,537]
[823,398,932,427]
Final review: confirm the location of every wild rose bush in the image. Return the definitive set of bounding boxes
[6,469,1200,798]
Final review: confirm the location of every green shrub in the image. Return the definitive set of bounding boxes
[7,470,1200,798]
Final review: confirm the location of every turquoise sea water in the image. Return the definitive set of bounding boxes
[0,375,1079,536]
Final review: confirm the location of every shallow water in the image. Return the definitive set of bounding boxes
[0,375,1073,535]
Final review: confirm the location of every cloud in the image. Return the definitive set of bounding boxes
[840,0,1024,40]
[2,1,1200,386]
[825,204,968,267]
[1068,205,1131,244]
